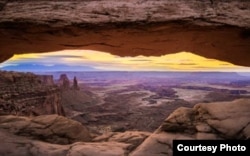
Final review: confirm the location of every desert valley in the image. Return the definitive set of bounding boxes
[0,0,250,155]
[45,71,250,133]
[0,70,249,155]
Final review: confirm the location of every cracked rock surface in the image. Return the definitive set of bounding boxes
[162,98,250,139]
[0,130,130,156]
[0,0,249,27]
[0,99,249,156]
[0,115,148,156]
[0,114,92,144]
[130,98,250,156]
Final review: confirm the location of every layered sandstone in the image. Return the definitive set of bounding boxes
[0,0,249,27]
[0,71,65,116]
[0,0,249,66]
[0,1,249,154]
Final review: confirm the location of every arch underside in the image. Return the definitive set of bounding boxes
[0,0,249,66]
[0,22,249,66]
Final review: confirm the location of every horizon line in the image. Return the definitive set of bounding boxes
[2,69,250,73]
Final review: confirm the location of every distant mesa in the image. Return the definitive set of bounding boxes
[38,75,54,86]
[0,71,80,117]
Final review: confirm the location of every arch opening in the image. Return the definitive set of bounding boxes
[1,50,250,133]
[0,0,250,153]
[1,50,250,72]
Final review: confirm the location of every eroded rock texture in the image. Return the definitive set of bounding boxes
[0,114,91,144]
[0,0,249,66]
[130,98,250,156]
[93,131,151,151]
[0,115,131,156]
[0,98,249,156]
[0,115,146,156]
[0,130,130,156]
[0,71,65,116]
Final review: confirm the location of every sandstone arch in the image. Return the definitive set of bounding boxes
[0,0,249,66]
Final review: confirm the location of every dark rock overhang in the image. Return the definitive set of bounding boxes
[0,0,250,66]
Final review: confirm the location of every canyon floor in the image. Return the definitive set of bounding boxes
[53,72,250,134]
[1,71,250,156]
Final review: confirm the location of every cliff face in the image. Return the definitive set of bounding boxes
[0,0,249,66]
[0,71,65,116]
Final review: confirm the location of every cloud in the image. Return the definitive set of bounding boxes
[129,59,151,62]
[155,63,175,65]
[179,63,197,66]
[2,50,250,72]
[1,63,97,72]
[43,64,55,67]
[0,63,19,68]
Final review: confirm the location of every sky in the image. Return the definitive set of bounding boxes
[1,50,250,72]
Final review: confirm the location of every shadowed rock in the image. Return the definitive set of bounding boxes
[72,76,79,90]
[0,0,250,66]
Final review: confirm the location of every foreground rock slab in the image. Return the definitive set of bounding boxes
[162,98,250,139]
[0,98,249,156]
[0,130,130,156]
[0,114,91,144]
[0,115,138,156]
[130,98,250,156]
[93,131,151,151]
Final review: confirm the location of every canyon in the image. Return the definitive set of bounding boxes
[0,0,249,155]
[0,71,249,156]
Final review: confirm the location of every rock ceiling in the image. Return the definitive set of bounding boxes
[0,0,250,66]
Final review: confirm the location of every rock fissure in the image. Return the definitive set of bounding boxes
[235,121,250,139]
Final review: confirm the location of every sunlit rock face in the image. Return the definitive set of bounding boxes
[0,115,149,156]
[0,114,92,144]
[0,0,250,66]
[0,71,65,116]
